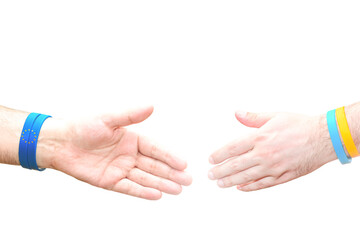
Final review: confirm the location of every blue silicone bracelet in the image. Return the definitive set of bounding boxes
[27,114,52,171]
[19,113,41,169]
[327,109,352,164]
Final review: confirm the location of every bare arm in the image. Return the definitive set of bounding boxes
[0,105,192,200]
[208,102,360,191]
[0,106,32,165]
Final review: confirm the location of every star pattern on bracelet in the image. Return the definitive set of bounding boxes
[22,129,37,144]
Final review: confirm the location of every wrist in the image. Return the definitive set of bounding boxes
[36,118,67,169]
[313,114,338,165]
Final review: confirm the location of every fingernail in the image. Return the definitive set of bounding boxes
[236,111,247,119]
[208,156,215,164]
[208,171,215,180]
[217,180,225,188]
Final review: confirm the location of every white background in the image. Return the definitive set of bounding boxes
[0,1,360,239]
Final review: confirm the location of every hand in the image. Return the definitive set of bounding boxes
[208,111,337,192]
[38,106,192,200]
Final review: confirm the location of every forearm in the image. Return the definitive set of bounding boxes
[0,106,29,165]
[0,105,63,169]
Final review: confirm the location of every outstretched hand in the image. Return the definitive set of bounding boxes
[39,106,192,200]
[208,111,337,192]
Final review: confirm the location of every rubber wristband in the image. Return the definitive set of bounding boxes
[327,109,352,164]
[335,107,360,158]
[19,113,41,169]
[27,114,52,171]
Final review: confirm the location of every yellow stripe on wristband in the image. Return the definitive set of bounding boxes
[336,107,360,158]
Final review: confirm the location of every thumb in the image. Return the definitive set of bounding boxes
[102,105,154,128]
[235,111,276,128]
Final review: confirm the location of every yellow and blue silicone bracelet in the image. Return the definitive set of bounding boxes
[327,109,352,164]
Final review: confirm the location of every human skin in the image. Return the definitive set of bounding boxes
[208,103,360,192]
[0,105,192,200]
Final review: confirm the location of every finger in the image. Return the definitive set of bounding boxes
[235,111,276,128]
[138,136,187,171]
[127,168,183,195]
[217,166,267,188]
[112,178,162,200]
[209,135,255,165]
[136,155,192,186]
[102,106,154,128]
[239,172,294,192]
[208,152,257,180]
[237,177,276,191]
[237,180,256,188]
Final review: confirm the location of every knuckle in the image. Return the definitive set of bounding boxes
[222,177,233,187]
[122,181,131,194]
[230,160,240,170]
[150,144,158,157]
[241,172,253,182]
[138,173,146,183]
[255,181,266,189]
[271,166,284,177]
[254,132,271,145]
[227,144,238,157]
[166,168,175,180]
[154,179,161,190]
[259,148,276,159]
[149,161,157,173]
[253,134,261,144]
[163,152,174,164]
[135,187,144,198]
[268,161,285,175]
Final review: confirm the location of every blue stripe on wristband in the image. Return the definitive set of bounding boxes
[27,114,52,171]
[19,113,41,169]
[327,109,352,164]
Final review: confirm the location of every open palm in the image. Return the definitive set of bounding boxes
[50,106,191,200]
